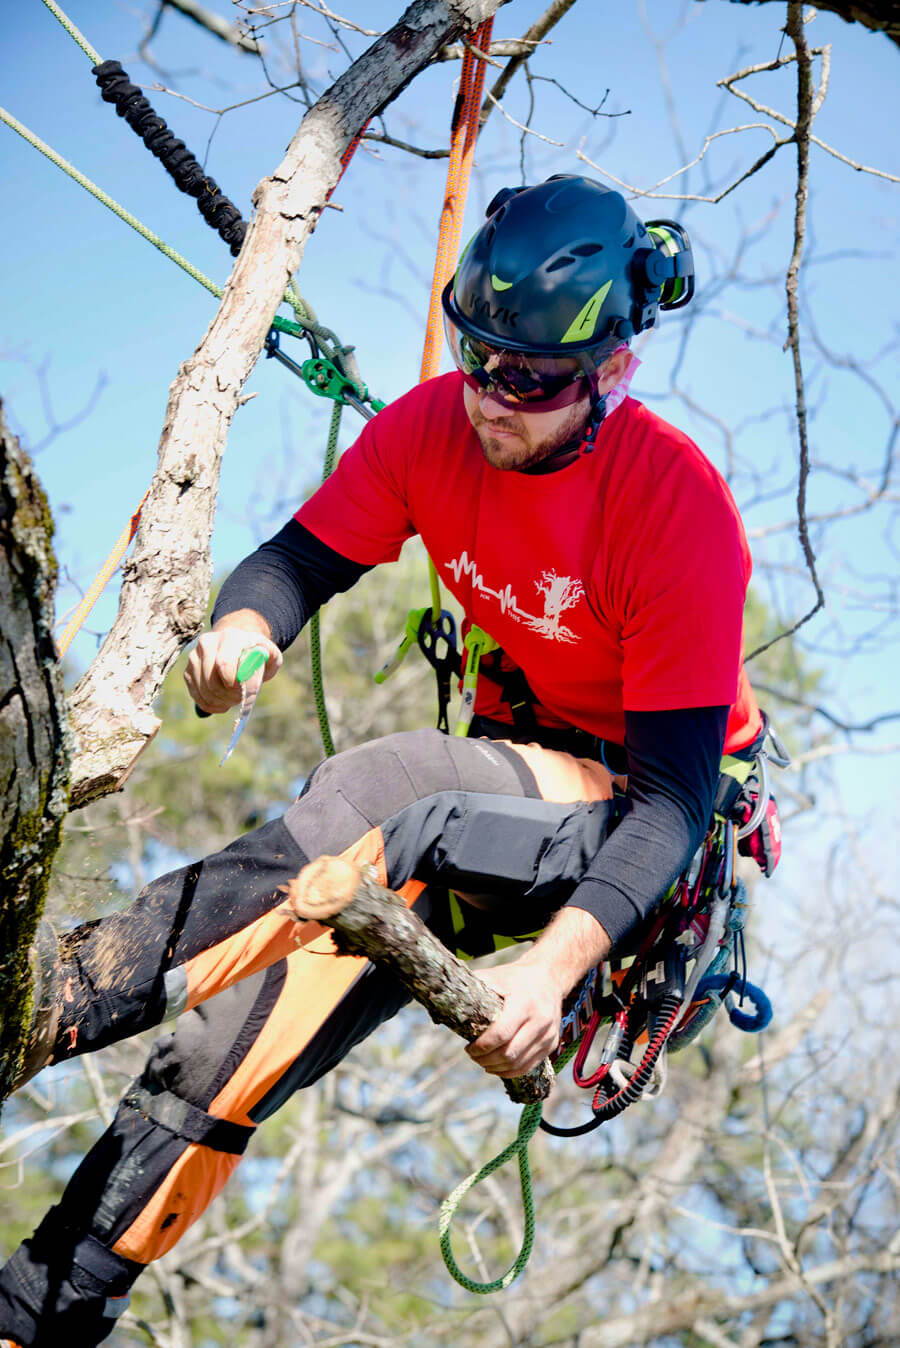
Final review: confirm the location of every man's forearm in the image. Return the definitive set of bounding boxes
[513,906,612,999]
[212,608,272,638]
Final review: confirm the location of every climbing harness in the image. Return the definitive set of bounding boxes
[539,715,788,1138]
[441,715,788,1290]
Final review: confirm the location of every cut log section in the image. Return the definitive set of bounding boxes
[287,856,554,1105]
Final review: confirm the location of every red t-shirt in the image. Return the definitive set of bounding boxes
[297,373,761,754]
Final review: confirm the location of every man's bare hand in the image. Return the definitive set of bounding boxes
[467,963,563,1079]
[184,621,282,714]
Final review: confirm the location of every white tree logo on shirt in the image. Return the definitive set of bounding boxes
[445,554,584,644]
[521,570,584,643]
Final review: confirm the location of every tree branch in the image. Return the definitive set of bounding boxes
[66,0,506,810]
[161,0,264,54]
[715,0,900,49]
[479,0,579,130]
[746,2,825,662]
[286,854,554,1104]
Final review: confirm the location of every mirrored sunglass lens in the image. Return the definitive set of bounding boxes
[498,366,582,402]
[459,335,495,373]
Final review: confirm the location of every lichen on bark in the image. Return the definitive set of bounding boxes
[0,398,70,1103]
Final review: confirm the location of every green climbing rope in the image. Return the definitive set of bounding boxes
[440,1041,579,1294]
[0,105,226,302]
[29,2,373,405]
[40,0,102,65]
[308,400,343,757]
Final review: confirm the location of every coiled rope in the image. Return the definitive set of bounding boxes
[439,1040,577,1294]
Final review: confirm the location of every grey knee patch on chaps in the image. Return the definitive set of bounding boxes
[286,728,536,858]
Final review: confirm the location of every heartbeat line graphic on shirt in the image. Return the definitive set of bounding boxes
[446,552,584,644]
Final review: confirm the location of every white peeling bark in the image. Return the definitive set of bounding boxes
[67,0,507,809]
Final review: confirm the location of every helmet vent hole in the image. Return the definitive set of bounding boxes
[571,243,604,257]
[624,233,635,249]
[546,255,576,273]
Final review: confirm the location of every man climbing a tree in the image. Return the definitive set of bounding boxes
[1,176,763,1346]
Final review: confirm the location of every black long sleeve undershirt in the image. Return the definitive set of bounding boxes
[563,704,728,948]
[212,518,371,649]
[213,519,729,950]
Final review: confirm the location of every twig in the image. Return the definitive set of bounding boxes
[747,3,824,661]
[749,681,900,735]
[720,49,900,185]
[362,131,449,159]
[479,0,580,129]
[480,89,564,149]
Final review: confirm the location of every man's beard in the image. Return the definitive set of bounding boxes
[471,398,592,471]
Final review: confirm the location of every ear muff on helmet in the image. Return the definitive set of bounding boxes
[644,220,695,310]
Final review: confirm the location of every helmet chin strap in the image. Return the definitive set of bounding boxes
[520,384,607,475]
[580,390,608,451]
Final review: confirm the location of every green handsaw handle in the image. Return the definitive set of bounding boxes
[194,645,270,718]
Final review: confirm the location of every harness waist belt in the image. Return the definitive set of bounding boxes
[470,714,628,774]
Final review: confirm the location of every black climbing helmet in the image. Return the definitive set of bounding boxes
[442,175,694,357]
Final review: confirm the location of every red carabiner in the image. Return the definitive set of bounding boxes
[573,1006,630,1089]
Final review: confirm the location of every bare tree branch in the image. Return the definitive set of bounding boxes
[159,0,265,54]
[479,0,579,130]
[717,0,900,50]
[746,3,824,661]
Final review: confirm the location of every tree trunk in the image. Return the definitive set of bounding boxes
[67,0,506,809]
[288,855,554,1104]
[0,401,69,1101]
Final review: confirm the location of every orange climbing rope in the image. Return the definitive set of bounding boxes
[419,19,493,383]
[419,18,493,617]
[57,491,149,657]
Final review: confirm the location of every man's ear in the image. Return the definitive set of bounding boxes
[596,347,631,394]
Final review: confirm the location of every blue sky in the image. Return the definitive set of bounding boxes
[2,0,897,849]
